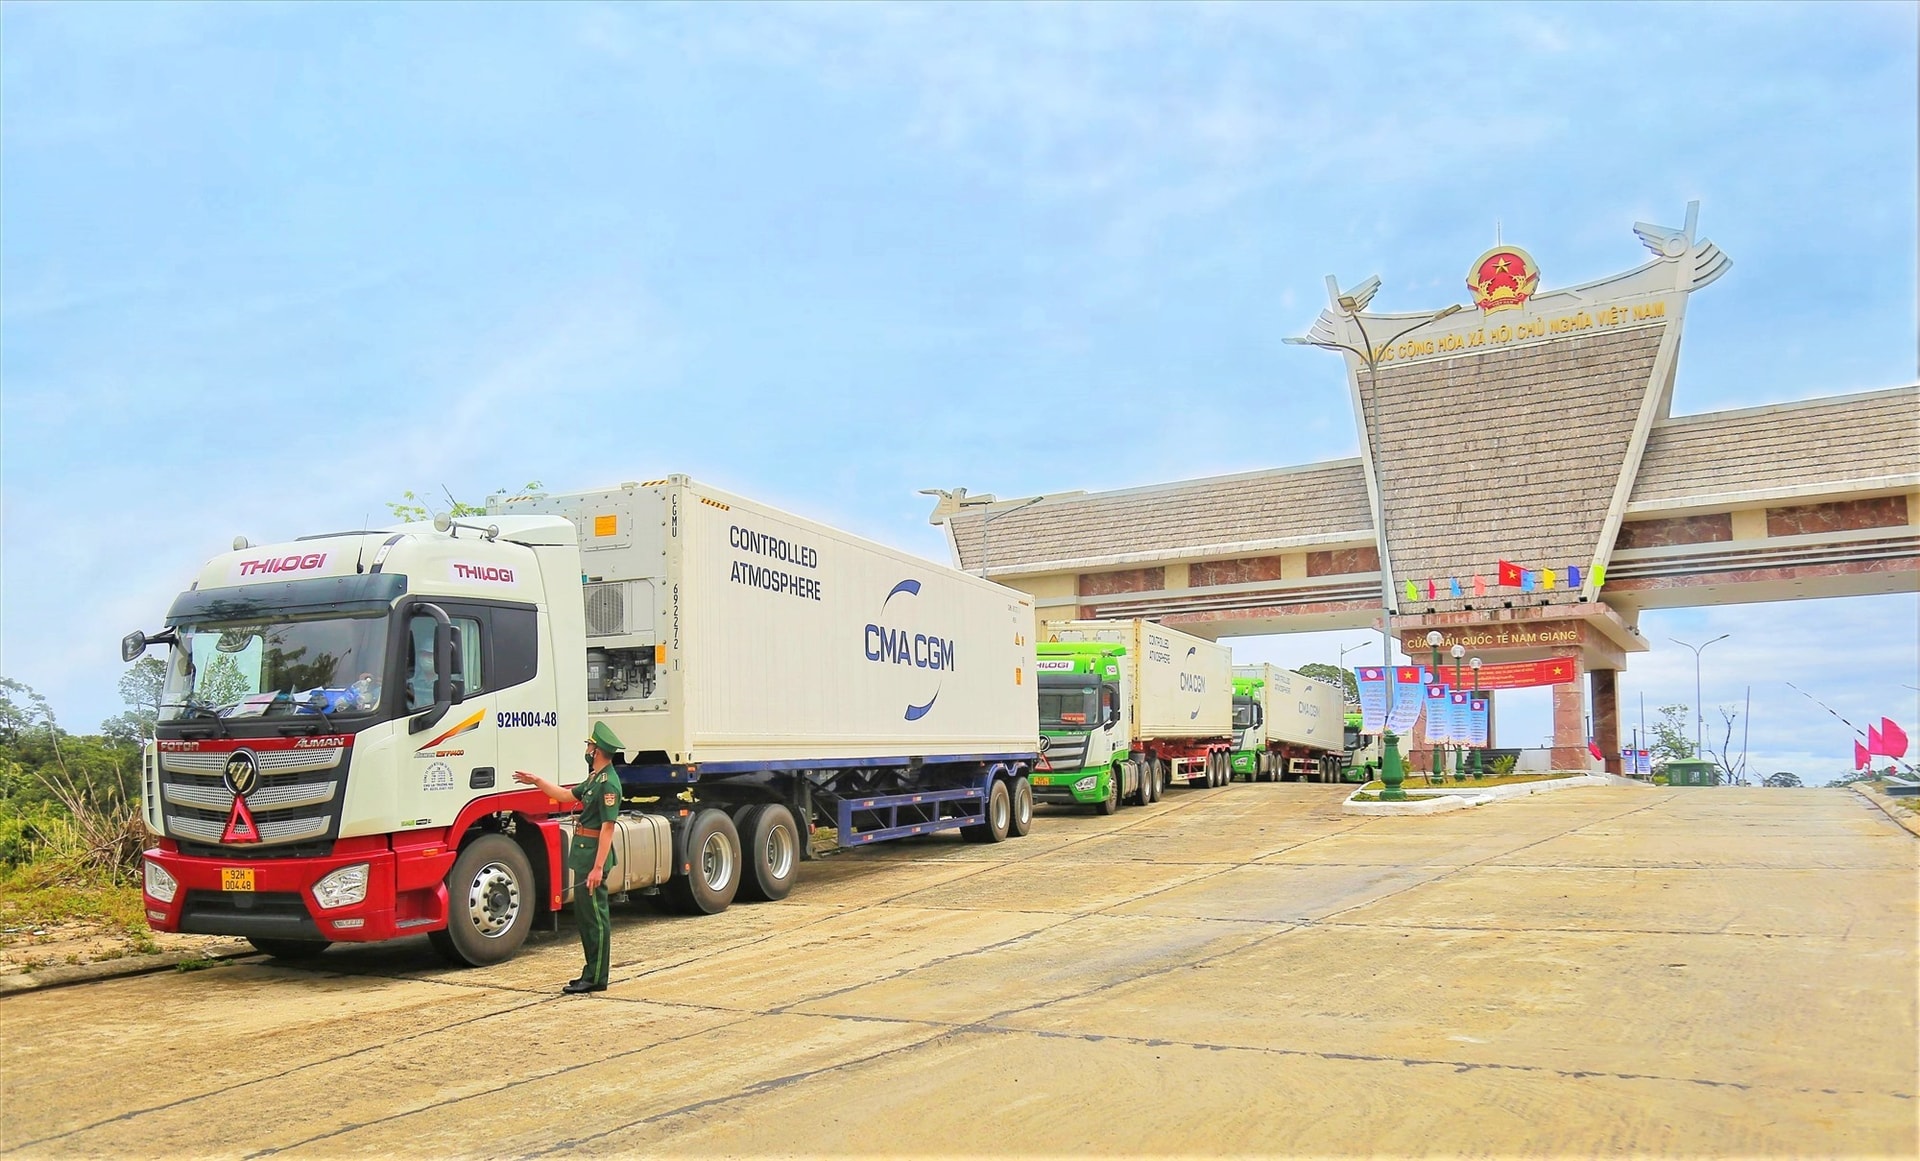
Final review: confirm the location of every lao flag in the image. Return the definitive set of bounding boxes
[1854,740,1870,770]
[1868,724,1885,755]
[1881,718,1910,759]
[1497,560,1523,588]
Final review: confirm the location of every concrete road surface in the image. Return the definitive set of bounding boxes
[2,784,1914,1157]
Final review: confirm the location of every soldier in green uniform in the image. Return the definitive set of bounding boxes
[513,720,625,993]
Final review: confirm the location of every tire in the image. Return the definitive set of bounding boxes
[1095,768,1119,815]
[1142,760,1159,804]
[1126,760,1147,807]
[1154,758,1168,798]
[1009,777,1034,837]
[248,937,330,960]
[961,777,1013,843]
[736,804,799,903]
[435,833,535,967]
[664,809,741,915]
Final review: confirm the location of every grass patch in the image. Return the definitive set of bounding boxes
[0,859,152,946]
[1352,771,1584,796]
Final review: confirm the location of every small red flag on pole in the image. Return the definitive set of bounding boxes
[1881,717,1910,759]
[1854,740,1870,770]
[1868,724,1885,756]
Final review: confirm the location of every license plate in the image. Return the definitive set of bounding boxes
[1032,775,1051,786]
[222,868,255,892]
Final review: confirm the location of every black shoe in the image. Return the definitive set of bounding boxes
[562,979,607,994]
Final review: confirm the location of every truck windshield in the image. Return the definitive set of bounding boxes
[1039,676,1100,731]
[160,613,390,721]
[1233,696,1259,729]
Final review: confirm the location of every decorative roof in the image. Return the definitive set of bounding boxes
[1628,385,1919,512]
[950,460,1372,576]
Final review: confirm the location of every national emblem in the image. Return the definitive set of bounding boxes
[1466,246,1541,313]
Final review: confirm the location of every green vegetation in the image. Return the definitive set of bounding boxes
[1352,771,1582,798]
[1296,663,1359,702]
[0,676,152,888]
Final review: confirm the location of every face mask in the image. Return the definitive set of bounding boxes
[584,752,596,772]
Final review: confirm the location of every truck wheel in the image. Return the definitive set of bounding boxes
[1142,760,1159,804]
[248,937,330,960]
[736,804,799,903]
[1124,760,1146,807]
[1009,777,1034,837]
[435,833,535,967]
[1095,769,1119,816]
[1153,758,1168,798]
[666,809,741,915]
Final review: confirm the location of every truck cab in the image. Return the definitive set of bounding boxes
[129,517,596,965]
[1031,644,1156,813]
[1229,676,1268,780]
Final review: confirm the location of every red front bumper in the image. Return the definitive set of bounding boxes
[143,835,457,943]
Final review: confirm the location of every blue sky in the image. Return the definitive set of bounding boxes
[3,2,1915,781]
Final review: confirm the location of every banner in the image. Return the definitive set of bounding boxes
[1355,667,1388,734]
[1637,749,1652,775]
[1434,657,1577,690]
[1386,666,1426,735]
[1424,684,1450,745]
[1448,691,1470,745]
[1469,698,1489,746]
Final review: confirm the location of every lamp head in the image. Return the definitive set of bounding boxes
[1470,656,1482,670]
[1426,630,1443,647]
[1451,644,1465,659]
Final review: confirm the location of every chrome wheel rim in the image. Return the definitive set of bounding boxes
[701,831,735,891]
[763,823,795,881]
[992,787,1010,831]
[465,861,521,939]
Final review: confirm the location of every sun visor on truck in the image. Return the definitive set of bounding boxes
[165,574,410,626]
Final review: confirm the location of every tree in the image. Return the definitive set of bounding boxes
[1703,704,1750,786]
[388,482,543,524]
[101,656,167,744]
[1763,772,1803,788]
[1649,703,1695,771]
[1298,663,1359,702]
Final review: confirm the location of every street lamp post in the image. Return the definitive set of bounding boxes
[1469,656,1483,779]
[1451,643,1466,782]
[1286,290,1462,803]
[1427,630,1445,785]
[1669,633,1730,757]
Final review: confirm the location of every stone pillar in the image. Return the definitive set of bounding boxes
[1591,669,1621,776]
[1550,652,1588,771]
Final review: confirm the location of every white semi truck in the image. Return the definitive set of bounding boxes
[1031,619,1234,810]
[1228,663,1349,782]
[127,477,1038,966]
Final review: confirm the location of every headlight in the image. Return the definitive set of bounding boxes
[1073,776,1098,793]
[313,863,370,910]
[143,860,178,904]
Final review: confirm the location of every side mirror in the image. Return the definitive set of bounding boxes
[410,602,456,733]
[122,631,148,663]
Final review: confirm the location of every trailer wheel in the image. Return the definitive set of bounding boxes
[736,804,798,903]
[1009,777,1034,837]
[247,937,330,960]
[665,809,741,915]
[1153,757,1168,798]
[434,833,535,967]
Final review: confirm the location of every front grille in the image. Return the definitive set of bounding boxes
[1036,734,1091,772]
[179,889,322,939]
[157,742,351,851]
[176,839,335,861]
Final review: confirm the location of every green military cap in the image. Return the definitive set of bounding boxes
[588,720,625,756]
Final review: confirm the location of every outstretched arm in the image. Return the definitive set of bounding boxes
[513,770,575,802]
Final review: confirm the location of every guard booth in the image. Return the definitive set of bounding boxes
[1665,759,1723,787]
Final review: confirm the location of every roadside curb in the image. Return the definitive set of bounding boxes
[1343,773,1646,816]
[0,940,258,997]
[1853,785,1920,839]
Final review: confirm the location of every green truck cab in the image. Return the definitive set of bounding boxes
[1228,676,1266,779]
[1031,643,1159,814]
